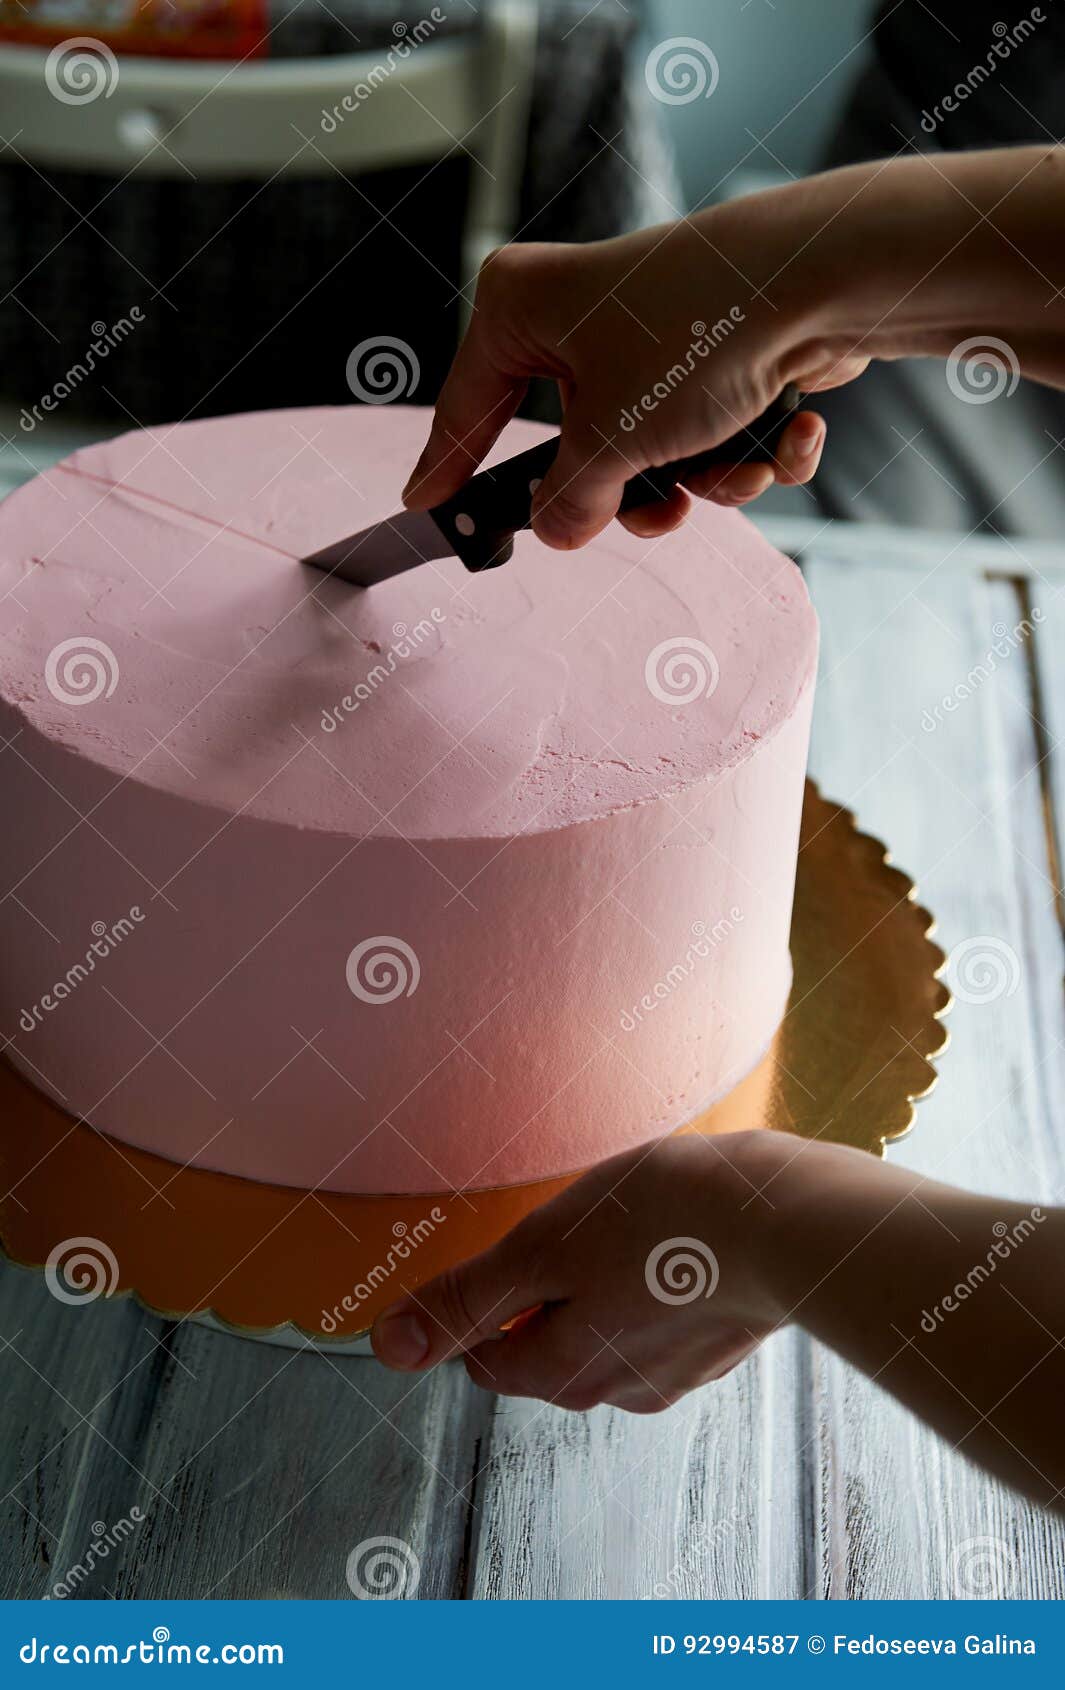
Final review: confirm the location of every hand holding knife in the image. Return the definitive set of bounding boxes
[303,385,801,589]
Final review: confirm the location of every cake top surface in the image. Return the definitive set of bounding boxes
[0,406,817,839]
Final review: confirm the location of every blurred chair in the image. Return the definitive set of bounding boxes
[0,2,536,314]
[0,4,538,428]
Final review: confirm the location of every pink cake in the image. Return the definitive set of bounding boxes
[0,407,817,1194]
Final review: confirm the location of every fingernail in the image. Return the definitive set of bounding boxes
[793,421,822,458]
[375,1306,429,1369]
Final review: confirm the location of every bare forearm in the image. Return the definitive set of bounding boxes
[407,143,1065,548]
[756,1133,1065,1506]
[690,144,1065,391]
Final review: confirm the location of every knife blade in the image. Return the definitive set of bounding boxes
[303,385,801,588]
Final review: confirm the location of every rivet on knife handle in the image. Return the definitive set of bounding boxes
[430,385,803,573]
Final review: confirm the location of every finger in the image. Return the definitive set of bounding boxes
[463,1308,606,1408]
[598,1331,764,1414]
[530,418,630,550]
[371,1229,555,1373]
[681,410,825,505]
[616,486,691,539]
[600,1384,683,1415]
[467,1356,601,1413]
[683,461,776,507]
[793,351,869,393]
[771,410,825,486]
[402,330,526,510]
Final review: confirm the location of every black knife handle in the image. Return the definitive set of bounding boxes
[429,385,802,574]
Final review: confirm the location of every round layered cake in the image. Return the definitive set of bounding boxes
[0,407,817,1194]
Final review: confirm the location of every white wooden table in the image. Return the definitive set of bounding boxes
[2,483,1065,1600]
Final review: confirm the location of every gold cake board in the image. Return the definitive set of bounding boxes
[0,783,951,1348]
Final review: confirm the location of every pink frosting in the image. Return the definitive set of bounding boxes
[0,407,817,1193]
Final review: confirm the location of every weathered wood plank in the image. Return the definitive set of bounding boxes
[469,544,1065,1602]
[0,1256,490,1599]
[1017,580,1065,1198]
[0,1259,166,1600]
[470,1325,806,1600]
[89,1323,490,1599]
[803,552,1065,1600]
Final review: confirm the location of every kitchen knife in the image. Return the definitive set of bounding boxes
[303,384,801,588]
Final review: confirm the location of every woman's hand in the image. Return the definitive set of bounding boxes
[404,146,1065,552]
[373,1123,1065,1508]
[402,200,866,551]
[372,1131,788,1412]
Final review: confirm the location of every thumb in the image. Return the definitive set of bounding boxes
[371,1231,551,1373]
[531,413,631,551]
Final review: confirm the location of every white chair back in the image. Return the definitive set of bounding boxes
[0,3,537,298]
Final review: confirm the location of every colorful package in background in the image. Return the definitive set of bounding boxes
[0,0,268,59]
